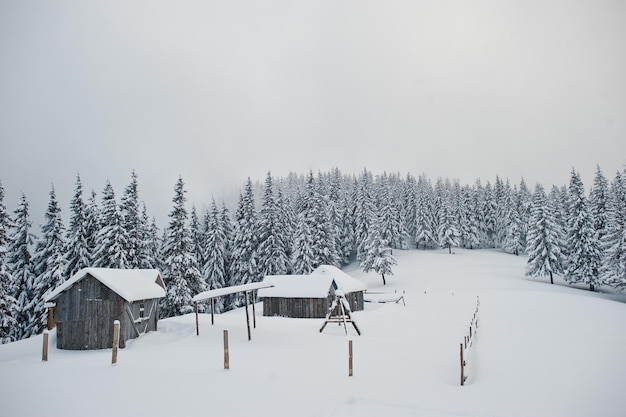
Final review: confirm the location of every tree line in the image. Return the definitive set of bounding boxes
[1,165,625,344]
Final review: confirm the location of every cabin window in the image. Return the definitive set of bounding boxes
[139,303,146,319]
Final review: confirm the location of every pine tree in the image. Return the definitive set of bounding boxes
[0,181,17,343]
[189,206,205,270]
[437,183,460,254]
[202,199,228,312]
[136,203,155,269]
[291,214,315,274]
[144,215,161,270]
[517,178,532,251]
[32,185,66,334]
[353,170,377,259]
[160,177,204,317]
[601,170,626,289]
[502,184,524,255]
[229,179,259,293]
[526,184,566,284]
[295,172,339,268]
[8,194,37,340]
[120,171,142,268]
[329,168,353,265]
[415,175,437,249]
[360,219,397,285]
[589,165,610,259]
[63,174,91,278]
[93,181,129,268]
[256,173,291,277]
[565,169,602,291]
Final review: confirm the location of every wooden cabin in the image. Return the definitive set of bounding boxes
[311,265,367,312]
[258,274,336,318]
[44,268,166,350]
[259,266,367,318]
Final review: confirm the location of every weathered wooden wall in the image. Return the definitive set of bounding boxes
[54,274,160,350]
[263,296,332,318]
[345,292,364,312]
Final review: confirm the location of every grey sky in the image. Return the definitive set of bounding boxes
[1,0,625,226]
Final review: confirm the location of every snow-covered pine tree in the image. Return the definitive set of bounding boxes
[31,185,66,334]
[502,184,524,255]
[291,213,316,274]
[136,203,155,269]
[402,173,418,245]
[144,214,161,270]
[359,218,397,285]
[353,170,377,259]
[329,168,353,265]
[84,189,100,263]
[220,202,233,279]
[459,185,480,249]
[376,173,407,250]
[600,170,626,289]
[295,172,339,268]
[63,174,91,278]
[415,175,437,249]
[526,184,566,284]
[93,181,129,268]
[565,169,602,291]
[8,194,37,341]
[160,177,204,318]
[436,182,460,254]
[120,171,142,268]
[0,181,17,343]
[228,179,259,308]
[202,198,228,313]
[189,206,205,271]
[516,178,532,251]
[589,165,610,259]
[256,172,291,277]
[480,181,497,248]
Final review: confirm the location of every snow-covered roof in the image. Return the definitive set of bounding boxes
[192,281,275,302]
[257,274,335,298]
[312,265,367,293]
[44,268,166,303]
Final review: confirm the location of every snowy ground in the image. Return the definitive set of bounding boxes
[2,249,626,417]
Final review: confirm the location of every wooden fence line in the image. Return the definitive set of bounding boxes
[460,296,480,386]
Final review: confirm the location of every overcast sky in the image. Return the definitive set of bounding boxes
[1,0,625,226]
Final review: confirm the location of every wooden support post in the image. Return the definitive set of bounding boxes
[47,306,55,330]
[42,331,49,362]
[223,330,229,369]
[112,320,120,365]
[244,291,251,341]
[460,343,464,386]
[252,290,257,329]
[195,302,199,336]
[211,298,215,325]
[348,340,353,377]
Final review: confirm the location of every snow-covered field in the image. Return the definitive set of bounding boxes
[2,249,625,417]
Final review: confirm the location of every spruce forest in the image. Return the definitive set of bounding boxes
[1,165,625,344]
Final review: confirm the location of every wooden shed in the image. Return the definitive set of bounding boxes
[311,265,367,312]
[44,268,166,350]
[259,266,367,318]
[258,274,336,318]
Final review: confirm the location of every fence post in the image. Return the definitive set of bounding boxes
[47,306,55,330]
[348,340,353,377]
[112,320,120,365]
[460,343,464,386]
[223,330,230,369]
[42,331,49,362]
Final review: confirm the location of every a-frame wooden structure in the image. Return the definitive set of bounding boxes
[319,291,361,336]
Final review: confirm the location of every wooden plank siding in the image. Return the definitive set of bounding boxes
[53,274,160,350]
[263,296,333,319]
